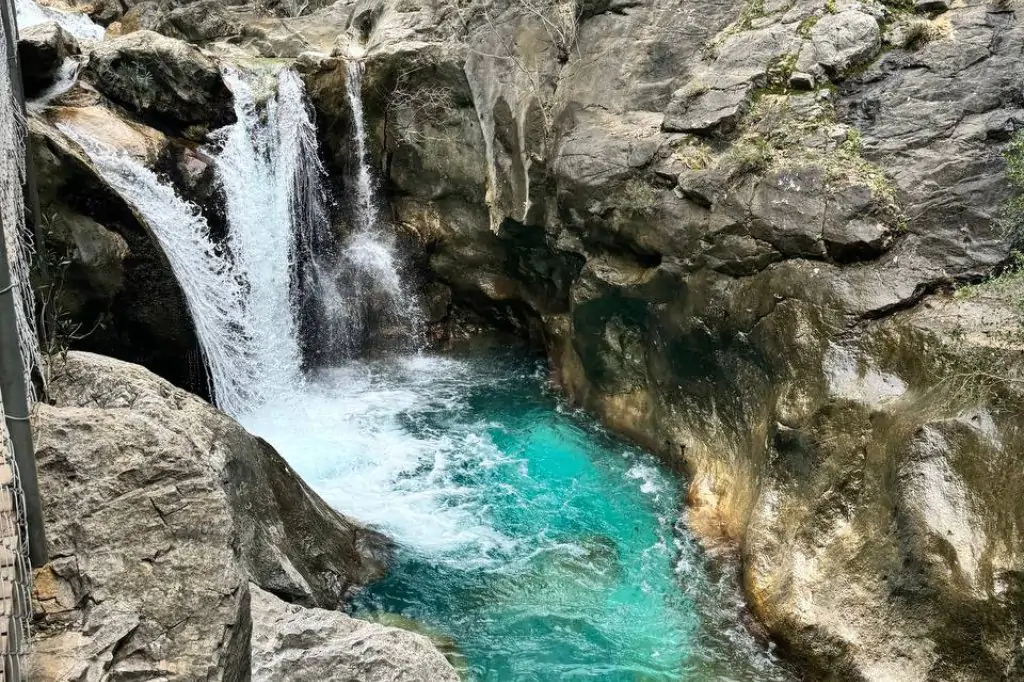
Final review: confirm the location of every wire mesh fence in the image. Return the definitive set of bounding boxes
[0,402,31,681]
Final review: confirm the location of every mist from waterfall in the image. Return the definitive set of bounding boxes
[312,60,420,358]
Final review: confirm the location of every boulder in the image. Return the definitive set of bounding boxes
[250,584,460,682]
[804,10,881,77]
[18,22,80,98]
[119,1,168,33]
[30,352,393,680]
[663,75,756,135]
[82,30,234,133]
[823,218,891,261]
[160,0,239,43]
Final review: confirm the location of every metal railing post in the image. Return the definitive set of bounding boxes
[0,238,44,569]
[0,0,46,570]
[0,0,47,283]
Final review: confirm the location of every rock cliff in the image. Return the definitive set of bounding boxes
[21,0,1024,678]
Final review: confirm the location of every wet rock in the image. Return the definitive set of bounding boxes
[18,22,80,98]
[82,30,234,134]
[30,352,393,680]
[423,281,453,323]
[251,585,460,682]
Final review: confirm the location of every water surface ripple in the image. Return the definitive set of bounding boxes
[241,349,792,681]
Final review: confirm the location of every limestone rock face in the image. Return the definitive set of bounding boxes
[804,10,880,77]
[250,584,460,682]
[18,22,80,98]
[28,0,1024,678]
[29,115,209,397]
[30,352,393,681]
[82,30,234,132]
[282,0,1024,678]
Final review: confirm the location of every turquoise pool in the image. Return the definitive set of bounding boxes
[241,348,791,681]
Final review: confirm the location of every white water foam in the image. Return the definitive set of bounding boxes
[61,68,326,415]
[28,57,79,111]
[15,0,104,41]
[212,68,316,396]
[239,354,512,559]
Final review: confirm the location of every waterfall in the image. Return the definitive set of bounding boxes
[308,60,420,358]
[346,61,379,233]
[61,68,327,415]
[28,58,80,111]
[60,130,260,415]
[62,62,422,412]
[212,68,322,399]
[14,0,104,41]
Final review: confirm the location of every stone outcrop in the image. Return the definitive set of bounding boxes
[286,0,1024,678]
[23,0,1024,678]
[250,584,460,682]
[29,352,402,680]
[18,22,80,98]
[82,30,234,134]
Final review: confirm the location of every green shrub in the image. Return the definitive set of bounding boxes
[1001,130,1024,244]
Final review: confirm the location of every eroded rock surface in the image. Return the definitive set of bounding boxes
[286,0,1024,678]
[24,0,1024,678]
[82,30,234,133]
[251,584,460,682]
[29,352,392,680]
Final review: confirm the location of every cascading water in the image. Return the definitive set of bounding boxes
[309,60,421,358]
[61,58,792,680]
[211,68,317,397]
[15,0,104,41]
[59,130,260,414]
[60,67,325,415]
[28,58,80,111]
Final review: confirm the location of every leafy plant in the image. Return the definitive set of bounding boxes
[34,214,106,377]
[1001,130,1024,244]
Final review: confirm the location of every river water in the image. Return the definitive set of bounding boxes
[239,348,791,681]
[61,62,793,681]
